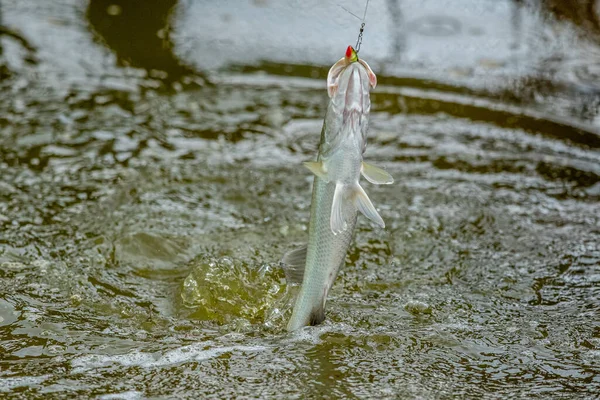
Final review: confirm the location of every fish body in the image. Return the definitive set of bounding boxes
[284,46,393,331]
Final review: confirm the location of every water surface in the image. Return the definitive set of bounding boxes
[0,0,599,398]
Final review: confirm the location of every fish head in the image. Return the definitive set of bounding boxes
[322,46,377,154]
[327,46,377,99]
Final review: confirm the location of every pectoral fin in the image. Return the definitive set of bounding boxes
[330,183,348,234]
[303,161,328,181]
[281,245,307,284]
[361,162,394,185]
[352,184,385,228]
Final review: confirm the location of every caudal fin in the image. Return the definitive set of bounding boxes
[308,306,326,326]
[287,293,328,331]
[287,304,327,331]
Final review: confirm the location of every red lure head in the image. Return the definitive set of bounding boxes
[345,45,358,63]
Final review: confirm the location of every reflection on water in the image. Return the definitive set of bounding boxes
[386,0,406,62]
[0,0,599,397]
[87,0,195,84]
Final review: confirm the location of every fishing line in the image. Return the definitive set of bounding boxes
[339,0,371,53]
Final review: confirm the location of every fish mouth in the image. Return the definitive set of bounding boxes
[327,45,376,98]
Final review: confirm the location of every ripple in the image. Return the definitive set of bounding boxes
[1,0,600,396]
[0,375,50,393]
[70,342,267,373]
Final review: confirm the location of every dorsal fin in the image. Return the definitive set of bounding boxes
[281,245,307,284]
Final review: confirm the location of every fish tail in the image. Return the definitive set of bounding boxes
[287,303,326,331]
[286,286,328,331]
[309,306,326,326]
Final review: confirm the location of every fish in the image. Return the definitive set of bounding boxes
[283,46,393,331]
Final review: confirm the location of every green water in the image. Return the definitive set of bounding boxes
[1,0,599,398]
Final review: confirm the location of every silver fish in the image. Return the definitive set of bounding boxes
[284,46,393,331]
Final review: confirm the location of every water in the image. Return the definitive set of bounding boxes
[1,0,599,398]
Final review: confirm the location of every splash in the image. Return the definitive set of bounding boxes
[181,256,291,325]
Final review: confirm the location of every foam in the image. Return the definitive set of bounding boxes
[98,391,144,400]
[0,375,50,392]
[70,342,267,373]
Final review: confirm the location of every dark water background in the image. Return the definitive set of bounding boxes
[0,0,599,398]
